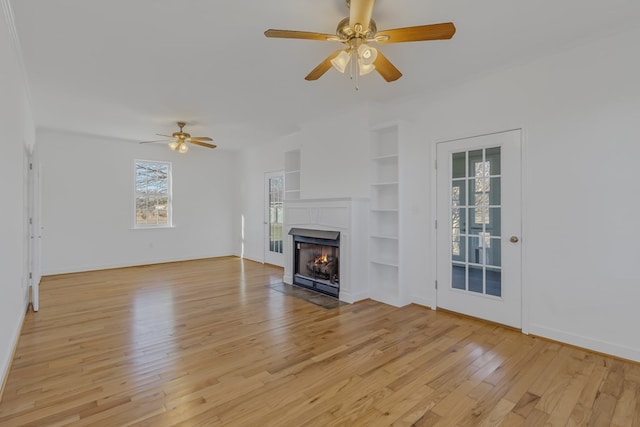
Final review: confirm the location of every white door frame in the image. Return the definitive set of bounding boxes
[27,148,42,311]
[434,129,524,329]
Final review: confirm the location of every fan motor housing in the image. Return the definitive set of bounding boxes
[336,17,377,40]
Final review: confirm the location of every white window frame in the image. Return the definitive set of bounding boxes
[133,159,173,228]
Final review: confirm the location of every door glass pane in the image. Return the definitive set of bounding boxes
[452,152,466,178]
[468,266,483,293]
[452,264,466,290]
[452,234,466,263]
[268,176,284,254]
[486,147,501,175]
[450,147,502,297]
[488,207,501,237]
[487,238,502,267]
[452,180,466,206]
[486,269,502,297]
[488,178,501,205]
[452,207,467,235]
[468,150,484,177]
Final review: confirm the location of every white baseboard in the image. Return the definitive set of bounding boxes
[0,302,28,403]
[240,255,265,265]
[410,296,435,310]
[370,290,410,308]
[42,253,236,276]
[339,290,369,304]
[529,323,640,362]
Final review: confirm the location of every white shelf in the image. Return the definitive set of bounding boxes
[369,124,401,306]
[371,181,399,186]
[371,259,399,268]
[371,154,398,161]
[370,234,399,241]
[284,149,301,201]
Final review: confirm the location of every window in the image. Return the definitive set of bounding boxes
[134,160,172,227]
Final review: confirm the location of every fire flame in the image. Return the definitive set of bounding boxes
[314,253,329,264]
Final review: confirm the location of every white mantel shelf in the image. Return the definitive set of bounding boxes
[283,197,370,303]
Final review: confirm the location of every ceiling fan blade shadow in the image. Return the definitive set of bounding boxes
[376,22,456,44]
[305,50,343,81]
[189,140,217,149]
[373,52,402,82]
[349,0,376,32]
[265,29,337,41]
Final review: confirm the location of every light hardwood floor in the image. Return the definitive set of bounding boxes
[1,257,638,426]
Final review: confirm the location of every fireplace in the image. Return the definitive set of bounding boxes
[289,228,340,297]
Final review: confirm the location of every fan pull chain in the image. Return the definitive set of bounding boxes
[351,50,359,91]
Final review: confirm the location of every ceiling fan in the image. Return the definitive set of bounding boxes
[264,0,456,82]
[140,122,216,153]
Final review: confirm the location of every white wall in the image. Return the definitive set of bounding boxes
[235,132,300,263]
[0,2,33,394]
[300,109,370,200]
[38,129,237,274]
[392,26,640,360]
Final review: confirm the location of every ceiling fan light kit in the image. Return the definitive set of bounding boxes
[264,0,456,85]
[140,122,217,153]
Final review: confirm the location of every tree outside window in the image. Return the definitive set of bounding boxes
[135,160,171,227]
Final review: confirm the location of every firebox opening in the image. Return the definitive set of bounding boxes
[289,229,340,298]
[298,243,339,284]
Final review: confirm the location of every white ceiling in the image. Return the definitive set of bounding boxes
[10,0,640,150]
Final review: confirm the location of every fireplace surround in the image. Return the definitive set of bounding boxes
[283,197,369,303]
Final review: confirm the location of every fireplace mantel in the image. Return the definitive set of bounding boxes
[283,197,369,303]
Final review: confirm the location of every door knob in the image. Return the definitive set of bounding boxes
[510,236,519,243]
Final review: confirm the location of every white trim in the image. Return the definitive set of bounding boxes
[430,140,439,311]
[41,252,234,276]
[0,305,27,402]
[529,323,640,363]
[519,128,529,335]
[411,296,435,310]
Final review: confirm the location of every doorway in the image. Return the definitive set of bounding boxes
[264,171,284,266]
[436,130,522,328]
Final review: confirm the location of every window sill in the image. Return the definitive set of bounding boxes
[130,225,176,230]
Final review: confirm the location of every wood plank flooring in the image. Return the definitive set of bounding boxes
[1,256,639,426]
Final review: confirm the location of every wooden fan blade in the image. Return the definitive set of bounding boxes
[188,137,213,142]
[189,140,217,149]
[140,139,169,144]
[305,50,343,81]
[349,0,375,32]
[264,29,336,41]
[376,22,456,44]
[373,52,402,82]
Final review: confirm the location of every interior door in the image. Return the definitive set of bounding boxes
[436,130,522,328]
[264,171,284,266]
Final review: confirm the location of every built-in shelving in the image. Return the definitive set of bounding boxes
[369,124,401,305]
[284,149,300,200]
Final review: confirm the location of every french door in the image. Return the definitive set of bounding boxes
[264,171,284,266]
[436,130,522,328]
